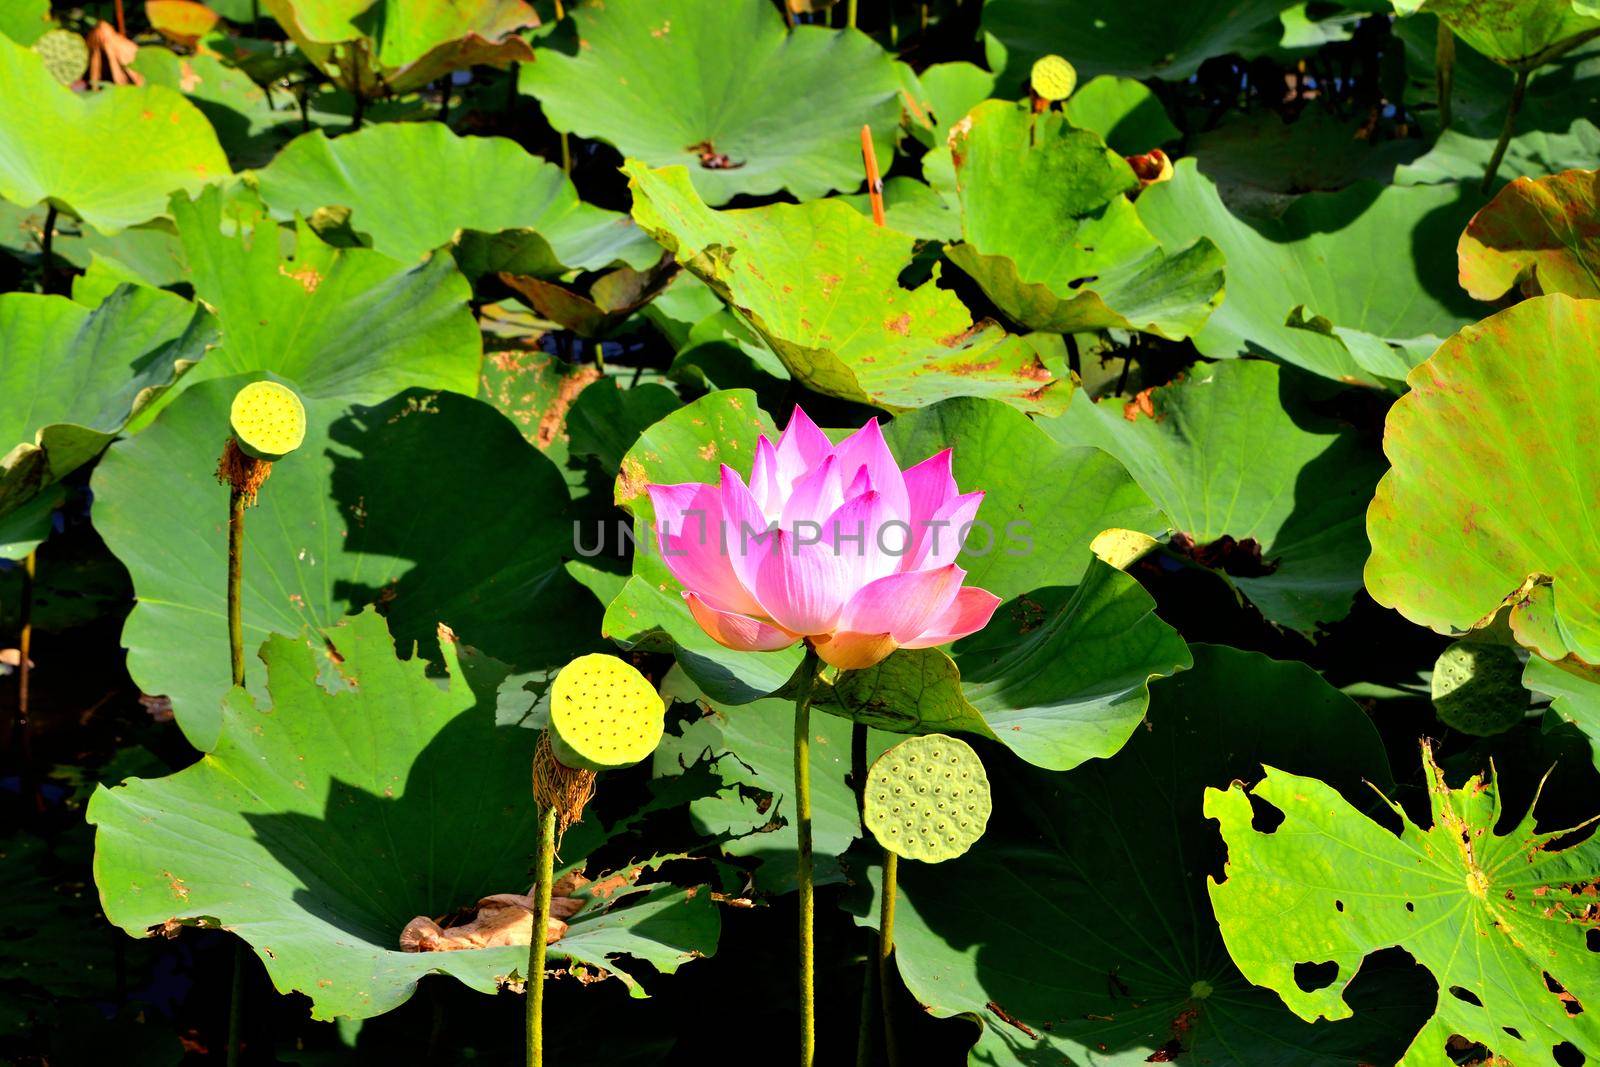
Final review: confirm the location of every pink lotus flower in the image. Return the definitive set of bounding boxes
[646,407,1002,670]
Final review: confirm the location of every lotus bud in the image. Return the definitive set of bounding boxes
[1029,54,1077,111]
[1431,641,1525,736]
[864,733,991,863]
[216,381,305,507]
[34,29,88,85]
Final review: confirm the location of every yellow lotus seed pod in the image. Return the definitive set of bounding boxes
[1030,55,1077,102]
[864,734,991,863]
[229,381,306,461]
[548,653,665,772]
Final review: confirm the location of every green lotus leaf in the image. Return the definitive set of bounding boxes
[603,389,802,705]
[855,644,1422,1064]
[1394,15,1600,185]
[0,35,229,234]
[251,124,658,276]
[500,259,678,339]
[1206,742,1600,1062]
[167,185,480,404]
[1367,294,1600,664]
[1043,360,1385,634]
[981,0,1298,84]
[625,162,1069,414]
[897,59,997,149]
[837,177,960,243]
[1392,0,1600,69]
[261,0,537,96]
[89,608,719,1021]
[130,46,305,170]
[945,100,1224,340]
[0,285,216,555]
[651,666,895,892]
[814,556,1190,771]
[1524,655,1600,769]
[520,0,900,205]
[1139,159,1482,384]
[93,379,597,750]
[0,0,50,45]
[1061,75,1181,153]
[1458,168,1600,300]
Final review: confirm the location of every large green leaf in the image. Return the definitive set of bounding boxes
[520,0,900,205]
[855,644,1424,1065]
[945,101,1224,340]
[130,47,306,170]
[1525,655,1600,770]
[168,185,481,404]
[0,36,229,234]
[980,0,1297,84]
[1207,743,1600,1063]
[0,285,215,553]
[93,379,594,751]
[814,557,1191,771]
[250,124,657,275]
[1043,360,1385,634]
[1458,168,1600,300]
[262,0,537,95]
[1367,294,1600,664]
[1139,160,1483,384]
[1393,0,1600,68]
[625,162,1070,414]
[0,0,50,44]
[90,609,719,1021]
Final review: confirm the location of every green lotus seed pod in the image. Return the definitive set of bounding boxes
[34,29,88,86]
[864,733,991,863]
[1030,54,1077,102]
[548,653,665,772]
[229,381,306,461]
[1431,640,1526,737]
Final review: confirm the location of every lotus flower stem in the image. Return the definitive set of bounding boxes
[39,205,58,296]
[878,849,900,1067]
[525,803,558,1067]
[1435,21,1455,130]
[792,645,823,1066]
[846,0,857,29]
[1482,69,1528,194]
[227,486,246,688]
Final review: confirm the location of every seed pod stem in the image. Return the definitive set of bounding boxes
[878,848,901,1067]
[524,803,558,1067]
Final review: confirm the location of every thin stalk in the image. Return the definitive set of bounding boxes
[792,647,824,1067]
[525,805,558,1067]
[1435,21,1455,130]
[1482,69,1529,194]
[225,947,244,1067]
[114,0,125,34]
[846,0,857,28]
[854,955,876,1067]
[859,126,885,226]
[40,204,57,296]
[437,78,451,124]
[227,488,246,688]
[250,0,259,26]
[559,133,572,174]
[14,550,36,815]
[878,849,900,1067]
[554,0,565,18]
[851,722,871,1066]
[351,91,366,132]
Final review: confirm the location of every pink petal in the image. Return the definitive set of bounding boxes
[685,592,799,652]
[718,464,776,603]
[833,419,909,522]
[648,482,761,615]
[839,564,965,642]
[814,630,898,670]
[912,490,985,570]
[821,489,903,588]
[748,435,783,520]
[774,406,833,488]
[903,449,957,531]
[780,454,843,530]
[751,527,853,636]
[899,586,1002,648]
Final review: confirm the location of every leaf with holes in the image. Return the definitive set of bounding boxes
[89,609,719,1021]
[93,378,596,750]
[1459,169,1600,300]
[851,644,1428,1065]
[0,285,215,558]
[0,35,229,233]
[1367,294,1600,665]
[1043,360,1385,634]
[945,100,1224,341]
[1207,743,1600,1063]
[251,124,658,276]
[625,162,1070,414]
[521,0,900,205]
